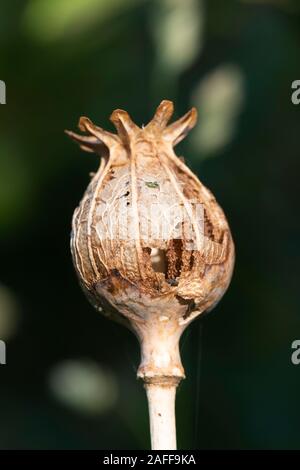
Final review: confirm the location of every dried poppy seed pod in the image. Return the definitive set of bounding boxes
[66,101,234,449]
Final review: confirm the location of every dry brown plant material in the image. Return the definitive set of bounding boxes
[66,100,235,449]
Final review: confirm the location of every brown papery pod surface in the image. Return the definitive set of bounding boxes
[66,101,234,450]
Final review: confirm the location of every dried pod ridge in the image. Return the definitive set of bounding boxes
[67,100,234,383]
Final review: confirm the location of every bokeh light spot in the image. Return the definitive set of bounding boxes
[49,360,119,416]
[191,64,245,158]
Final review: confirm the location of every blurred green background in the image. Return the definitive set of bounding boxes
[0,0,300,450]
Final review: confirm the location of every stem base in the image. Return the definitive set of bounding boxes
[145,383,177,450]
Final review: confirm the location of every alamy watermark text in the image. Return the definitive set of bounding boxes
[291,80,300,105]
[0,340,6,365]
[0,80,6,104]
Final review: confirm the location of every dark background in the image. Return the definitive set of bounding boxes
[0,0,300,450]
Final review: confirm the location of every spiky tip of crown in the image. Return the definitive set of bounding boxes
[65,100,198,153]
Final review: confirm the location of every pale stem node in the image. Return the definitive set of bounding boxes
[136,327,184,450]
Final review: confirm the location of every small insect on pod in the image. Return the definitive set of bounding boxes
[66,100,235,450]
